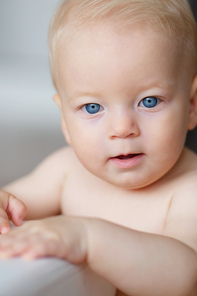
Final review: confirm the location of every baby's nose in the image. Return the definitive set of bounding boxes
[108,111,140,139]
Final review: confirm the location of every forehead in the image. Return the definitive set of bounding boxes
[57,23,186,93]
[59,20,178,56]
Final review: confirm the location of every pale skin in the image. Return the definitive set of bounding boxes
[1,23,197,296]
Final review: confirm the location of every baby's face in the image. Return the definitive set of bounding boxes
[56,23,194,189]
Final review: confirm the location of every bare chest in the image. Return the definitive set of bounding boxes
[60,170,172,234]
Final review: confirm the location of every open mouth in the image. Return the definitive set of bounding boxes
[115,154,141,160]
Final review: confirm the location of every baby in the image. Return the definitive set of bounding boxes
[1,0,197,295]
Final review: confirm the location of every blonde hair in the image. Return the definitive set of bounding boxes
[49,0,197,90]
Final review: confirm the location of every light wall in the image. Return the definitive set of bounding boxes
[0,0,58,56]
[0,0,61,129]
[0,0,66,186]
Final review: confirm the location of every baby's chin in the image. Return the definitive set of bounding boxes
[89,169,163,191]
[104,178,158,191]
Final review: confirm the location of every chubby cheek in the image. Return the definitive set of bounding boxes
[144,107,188,165]
[66,121,106,170]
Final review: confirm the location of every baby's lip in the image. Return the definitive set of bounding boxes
[109,153,144,169]
[111,153,143,159]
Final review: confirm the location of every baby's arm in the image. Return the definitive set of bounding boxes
[86,219,197,296]
[0,214,196,296]
[86,178,197,296]
[3,147,70,220]
[85,178,197,296]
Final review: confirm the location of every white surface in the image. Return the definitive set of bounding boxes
[1,258,116,296]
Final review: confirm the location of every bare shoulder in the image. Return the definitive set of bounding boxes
[3,146,77,219]
[164,148,197,251]
[4,145,75,188]
[32,145,76,173]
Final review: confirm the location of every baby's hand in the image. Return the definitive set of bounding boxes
[0,216,88,262]
[0,189,27,234]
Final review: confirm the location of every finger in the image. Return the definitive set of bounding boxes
[0,241,30,259]
[0,228,60,260]
[22,239,59,260]
[7,195,27,226]
[0,236,54,260]
[0,208,10,234]
[0,229,30,258]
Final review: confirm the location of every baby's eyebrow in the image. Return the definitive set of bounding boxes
[143,79,175,90]
[67,80,175,102]
[68,91,102,101]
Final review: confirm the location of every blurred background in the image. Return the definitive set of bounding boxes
[0,0,65,186]
[0,0,197,187]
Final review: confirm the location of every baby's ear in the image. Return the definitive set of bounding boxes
[53,94,72,145]
[188,75,197,130]
[53,94,62,108]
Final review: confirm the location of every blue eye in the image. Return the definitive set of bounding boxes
[140,97,159,108]
[84,103,101,114]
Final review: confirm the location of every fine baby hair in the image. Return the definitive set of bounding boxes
[49,0,197,90]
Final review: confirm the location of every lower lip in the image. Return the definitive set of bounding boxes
[110,154,144,169]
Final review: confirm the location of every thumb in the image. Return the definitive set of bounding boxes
[7,195,27,227]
